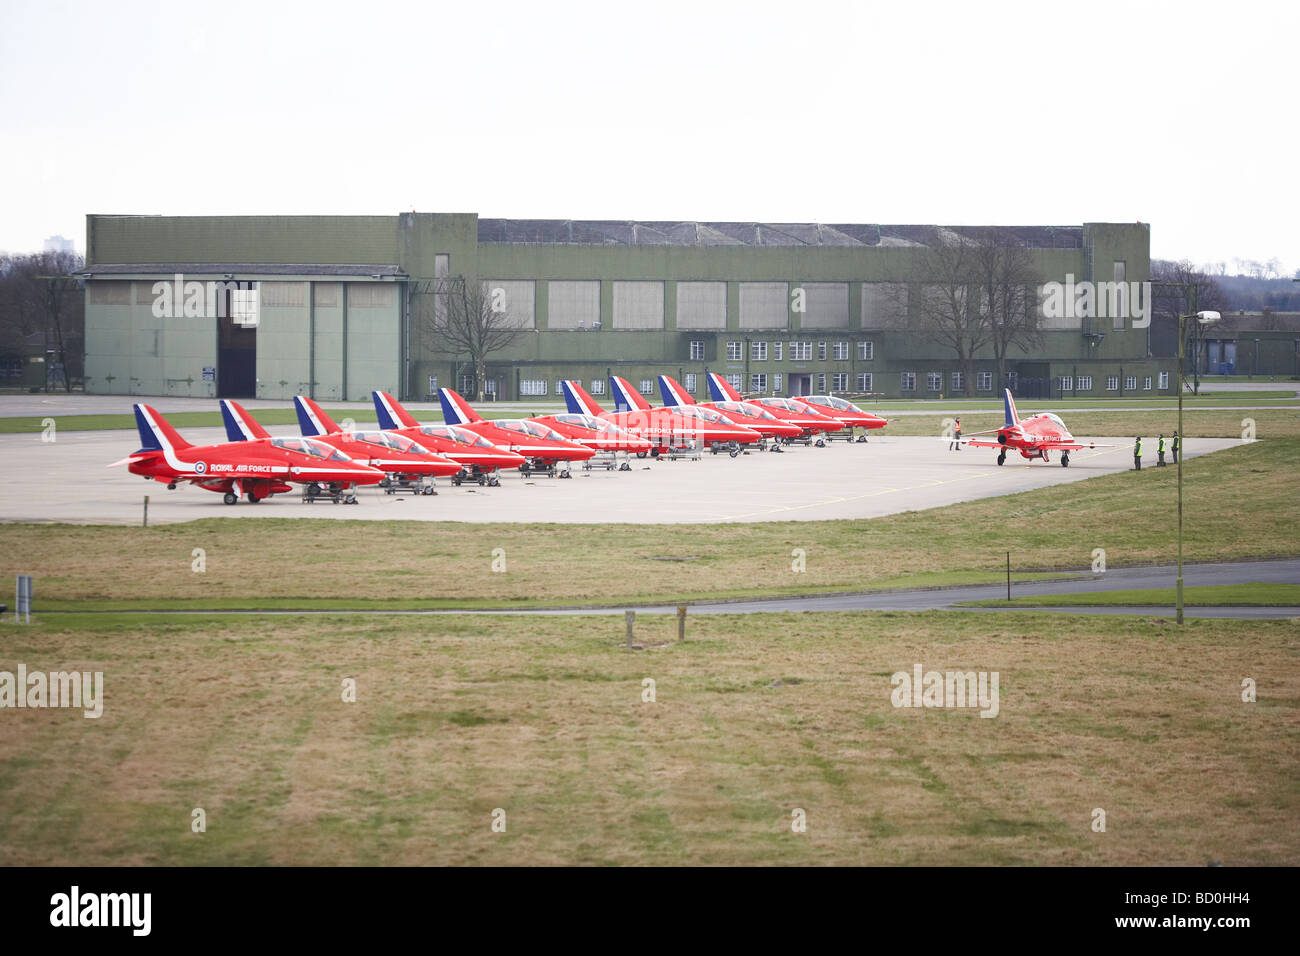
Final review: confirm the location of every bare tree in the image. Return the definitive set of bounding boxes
[1151,259,1229,393]
[973,231,1043,389]
[903,233,988,396]
[422,276,527,401]
[0,251,84,391]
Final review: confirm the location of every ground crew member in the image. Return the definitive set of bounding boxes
[950,418,962,451]
[1157,433,1167,466]
[1134,437,1143,471]
[1172,430,1180,465]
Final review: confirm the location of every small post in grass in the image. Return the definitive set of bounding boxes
[677,605,687,642]
[625,610,635,648]
[143,495,149,528]
[1006,551,1011,602]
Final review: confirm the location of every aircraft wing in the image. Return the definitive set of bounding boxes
[961,439,1005,448]
[1035,440,1115,450]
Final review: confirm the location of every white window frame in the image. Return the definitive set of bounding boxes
[977,371,993,391]
[951,371,964,393]
[750,373,767,392]
[751,341,768,361]
[773,341,783,361]
[639,379,654,394]
[832,372,848,392]
[520,379,547,396]
[859,340,874,361]
[927,372,942,392]
[1144,376,1152,390]
[1106,375,1119,391]
[689,340,705,360]
[726,341,742,361]
[833,341,849,361]
[589,379,605,396]
[817,341,827,361]
[1158,371,1169,390]
[684,373,697,393]
[856,372,872,392]
[1078,375,1093,391]
[901,371,916,392]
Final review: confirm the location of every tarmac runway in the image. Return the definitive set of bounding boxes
[0,423,1243,525]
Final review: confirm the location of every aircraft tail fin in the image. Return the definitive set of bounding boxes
[657,374,696,407]
[562,380,605,416]
[707,371,743,402]
[133,404,193,454]
[372,390,421,430]
[438,387,484,425]
[294,395,343,437]
[610,375,651,412]
[220,399,272,442]
[1003,388,1021,428]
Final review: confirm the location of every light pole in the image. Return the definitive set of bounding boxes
[1177,310,1220,623]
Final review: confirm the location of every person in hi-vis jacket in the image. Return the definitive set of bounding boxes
[1133,437,1143,471]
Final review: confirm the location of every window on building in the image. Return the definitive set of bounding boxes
[638,379,654,394]
[689,340,705,360]
[459,373,475,393]
[726,373,743,390]
[1144,376,1152,390]
[901,372,916,392]
[832,372,848,392]
[520,379,547,396]
[791,341,812,361]
[726,341,742,361]
[856,372,872,393]
[951,371,964,393]
[817,373,826,392]
[1060,375,1073,392]
[772,373,782,393]
[927,372,942,391]
[751,373,767,392]
[1125,375,1137,391]
[484,378,499,398]
[1158,371,1169,390]
[427,375,438,396]
[833,341,849,361]
[1106,375,1119,391]
[555,379,565,396]
[751,341,768,361]
[859,341,874,361]
[590,379,605,395]
[685,373,697,393]
[977,371,993,391]
[1078,375,1093,391]
[773,341,783,361]
[818,341,828,361]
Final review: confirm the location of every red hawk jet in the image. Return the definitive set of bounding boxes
[960,389,1112,467]
[224,396,462,500]
[370,390,526,485]
[792,394,887,436]
[111,403,384,505]
[705,373,843,442]
[528,411,654,456]
[437,387,596,474]
[656,374,803,446]
[563,377,761,457]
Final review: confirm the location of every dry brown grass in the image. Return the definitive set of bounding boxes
[0,611,1295,865]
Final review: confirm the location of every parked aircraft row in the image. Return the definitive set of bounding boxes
[110,376,890,504]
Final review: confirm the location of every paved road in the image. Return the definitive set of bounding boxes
[38,559,1299,620]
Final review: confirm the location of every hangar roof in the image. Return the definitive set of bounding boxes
[476,220,1084,249]
[81,263,406,277]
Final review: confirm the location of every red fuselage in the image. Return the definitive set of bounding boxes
[531,413,655,454]
[792,396,887,430]
[461,419,596,464]
[313,430,463,477]
[386,423,527,473]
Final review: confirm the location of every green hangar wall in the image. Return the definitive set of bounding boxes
[81,213,1169,402]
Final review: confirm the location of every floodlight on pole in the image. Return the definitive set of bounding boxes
[1176,310,1220,623]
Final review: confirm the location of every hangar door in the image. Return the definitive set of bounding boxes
[217,284,258,398]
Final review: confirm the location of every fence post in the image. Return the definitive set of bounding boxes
[143,495,150,528]
[625,610,635,648]
[677,605,686,642]
[1006,551,1011,601]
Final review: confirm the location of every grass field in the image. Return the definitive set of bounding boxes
[0,610,1294,865]
[962,583,1300,607]
[2,409,1296,611]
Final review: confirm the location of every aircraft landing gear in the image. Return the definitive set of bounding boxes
[1061,452,1070,467]
[167,482,177,490]
[997,450,1006,466]
[223,492,238,505]
[487,475,500,487]
[814,438,826,448]
[246,491,260,503]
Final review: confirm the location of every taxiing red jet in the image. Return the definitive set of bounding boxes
[437,387,596,473]
[705,373,843,440]
[371,391,526,485]
[563,377,761,457]
[656,375,802,445]
[959,389,1111,467]
[111,403,384,505]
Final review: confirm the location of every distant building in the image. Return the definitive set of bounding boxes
[80,213,1170,402]
[44,235,75,254]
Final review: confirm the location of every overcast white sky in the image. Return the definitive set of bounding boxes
[1,0,1295,272]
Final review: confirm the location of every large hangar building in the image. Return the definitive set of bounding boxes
[81,213,1168,402]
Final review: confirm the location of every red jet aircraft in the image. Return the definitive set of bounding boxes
[959,388,1111,467]
[656,375,803,448]
[437,388,596,474]
[705,373,843,442]
[371,391,526,485]
[563,378,762,457]
[223,397,462,500]
[112,403,384,505]
[792,394,888,438]
[527,411,654,457]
